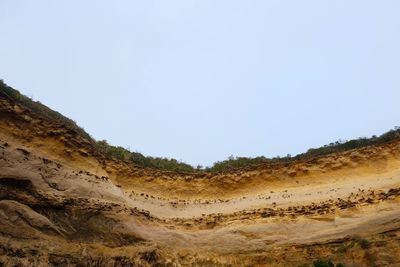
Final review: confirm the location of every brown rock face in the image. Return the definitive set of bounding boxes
[1,95,400,266]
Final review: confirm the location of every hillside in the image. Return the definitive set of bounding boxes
[1,82,400,266]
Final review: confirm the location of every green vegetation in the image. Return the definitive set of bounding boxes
[206,155,269,172]
[1,79,400,173]
[0,80,196,173]
[295,131,400,160]
[206,154,287,172]
[0,79,92,141]
[205,128,400,172]
[94,140,194,172]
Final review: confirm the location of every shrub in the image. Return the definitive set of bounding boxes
[0,80,93,141]
[1,80,195,173]
[94,140,195,172]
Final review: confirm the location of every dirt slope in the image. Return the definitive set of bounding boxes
[1,96,400,266]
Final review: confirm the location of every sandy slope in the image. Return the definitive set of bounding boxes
[1,97,400,266]
[122,167,400,219]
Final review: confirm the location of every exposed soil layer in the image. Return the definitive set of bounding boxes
[1,96,400,266]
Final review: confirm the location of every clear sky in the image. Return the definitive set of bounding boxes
[1,1,400,167]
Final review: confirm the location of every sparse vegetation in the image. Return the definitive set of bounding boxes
[2,79,400,173]
[205,128,400,172]
[0,80,196,173]
[205,155,270,172]
[0,79,92,141]
[94,140,195,172]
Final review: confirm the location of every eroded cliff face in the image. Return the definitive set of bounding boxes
[1,96,400,266]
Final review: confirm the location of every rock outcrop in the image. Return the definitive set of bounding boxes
[1,91,400,266]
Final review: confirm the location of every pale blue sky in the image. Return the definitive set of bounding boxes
[1,1,400,166]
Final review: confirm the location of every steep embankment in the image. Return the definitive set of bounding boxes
[1,94,400,266]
